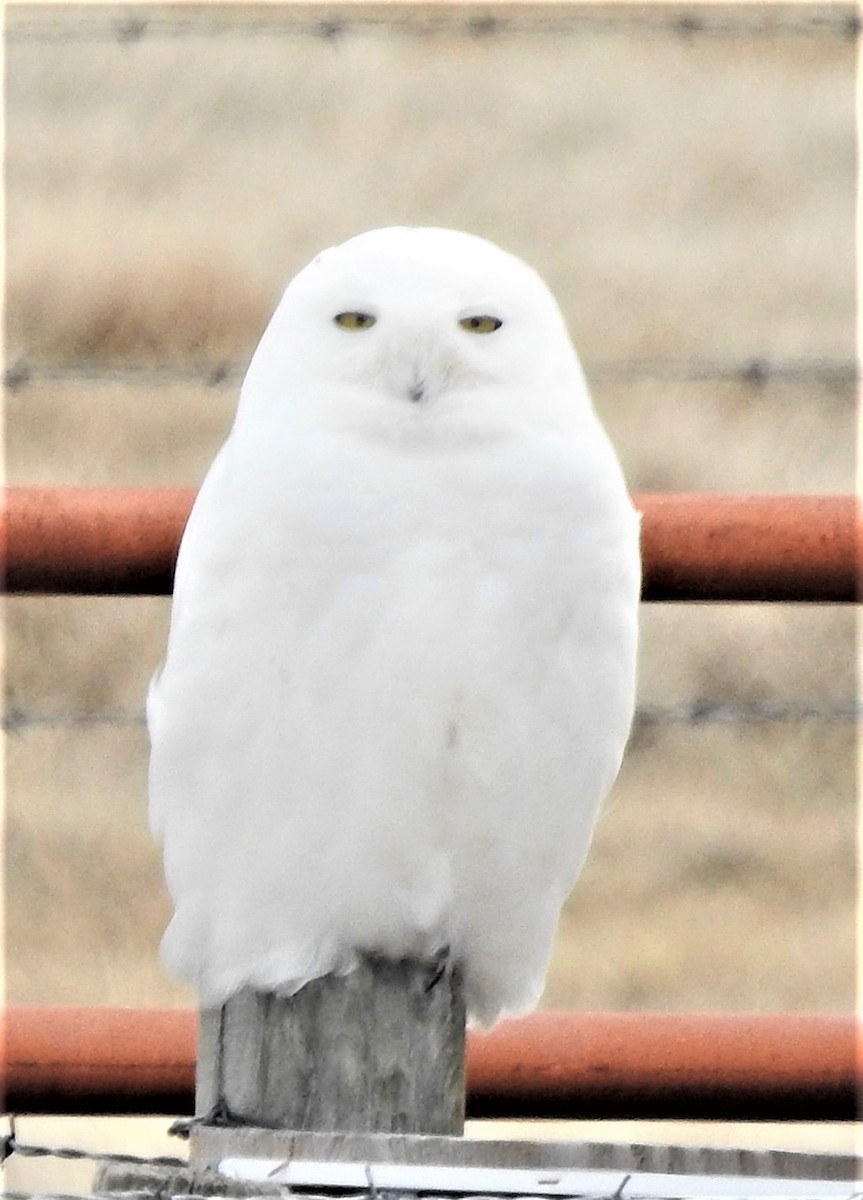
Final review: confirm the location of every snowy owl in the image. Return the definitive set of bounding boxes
[148,226,640,1026]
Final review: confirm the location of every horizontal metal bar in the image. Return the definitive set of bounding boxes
[1,487,859,601]
[1,1008,857,1121]
[218,1158,857,1196]
[636,492,859,602]
[3,486,192,597]
[191,1127,856,1186]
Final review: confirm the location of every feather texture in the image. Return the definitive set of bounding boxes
[148,227,640,1025]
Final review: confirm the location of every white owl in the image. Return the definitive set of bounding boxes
[148,227,640,1026]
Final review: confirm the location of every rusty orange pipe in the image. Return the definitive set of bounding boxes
[1,1007,195,1117]
[1,486,193,597]
[1,1008,857,1120]
[2,487,859,601]
[639,492,860,602]
[466,1010,858,1120]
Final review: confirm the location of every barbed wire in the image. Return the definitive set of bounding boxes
[5,6,860,45]
[1,1117,184,1200]
[1,1126,186,1176]
[3,1129,861,1200]
[1,1123,620,1200]
[3,699,860,736]
[0,1119,343,1199]
[635,698,861,726]
[2,1192,150,1200]
[3,363,245,391]
[0,1189,279,1200]
[3,357,857,394]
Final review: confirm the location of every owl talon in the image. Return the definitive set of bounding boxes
[425,946,451,991]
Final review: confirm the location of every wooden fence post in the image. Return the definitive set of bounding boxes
[196,954,466,1136]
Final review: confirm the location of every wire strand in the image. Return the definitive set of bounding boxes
[6,8,860,44]
[1,1192,152,1200]
[2,1135,184,1172]
[3,700,860,735]
[3,358,857,393]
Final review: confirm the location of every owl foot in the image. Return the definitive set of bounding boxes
[424,945,452,992]
[168,1097,247,1138]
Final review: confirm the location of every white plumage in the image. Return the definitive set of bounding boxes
[148,226,640,1026]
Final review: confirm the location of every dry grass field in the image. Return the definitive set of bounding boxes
[4,0,856,1021]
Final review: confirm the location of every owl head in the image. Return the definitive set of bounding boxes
[237,227,595,443]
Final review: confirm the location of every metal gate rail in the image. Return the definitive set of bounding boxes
[1,1007,857,1121]
[2,487,859,601]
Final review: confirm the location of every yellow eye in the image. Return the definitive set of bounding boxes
[334,311,376,330]
[459,315,503,334]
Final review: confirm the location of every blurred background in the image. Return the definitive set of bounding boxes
[5,3,856,1019]
[5,3,858,1190]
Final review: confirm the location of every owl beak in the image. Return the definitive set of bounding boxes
[408,383,426,404]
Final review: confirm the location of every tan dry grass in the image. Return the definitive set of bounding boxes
[4,6,856,1021]
[6,20,855,366]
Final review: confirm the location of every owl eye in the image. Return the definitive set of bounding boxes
[334,311,376,331]
[459,315,503,334]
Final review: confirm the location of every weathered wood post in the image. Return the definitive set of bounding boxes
[195,954,466,1140]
